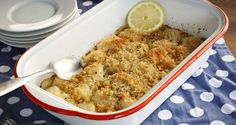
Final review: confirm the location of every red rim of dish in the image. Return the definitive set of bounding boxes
[14,1,229,120]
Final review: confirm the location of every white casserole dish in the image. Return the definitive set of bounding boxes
[15,0,228,125]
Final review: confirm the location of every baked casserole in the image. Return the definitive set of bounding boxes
[40,25,202,112]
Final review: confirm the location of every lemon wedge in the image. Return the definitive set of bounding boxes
[127,0,165,33]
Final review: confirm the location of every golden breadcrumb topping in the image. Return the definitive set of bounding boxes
[41,25,202,112]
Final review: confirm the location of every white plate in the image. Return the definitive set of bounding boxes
[0,10,79,38]
[0,0,76,32]
[0,35,42,44]
[0,31,51,41]
[0,38,37,48]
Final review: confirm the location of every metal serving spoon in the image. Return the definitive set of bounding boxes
[0,57,80,96]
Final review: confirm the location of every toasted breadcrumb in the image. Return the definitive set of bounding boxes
[41,25,202,112]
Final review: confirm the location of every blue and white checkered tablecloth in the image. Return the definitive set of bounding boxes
[0,1,236,125]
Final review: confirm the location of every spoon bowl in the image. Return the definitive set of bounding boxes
[0,57,80,96]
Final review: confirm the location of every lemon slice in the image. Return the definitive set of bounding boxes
[127,0,165,33]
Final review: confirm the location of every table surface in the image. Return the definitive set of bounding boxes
[211,0,236,56]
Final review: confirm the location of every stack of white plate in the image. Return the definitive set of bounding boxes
[0,0,78,48]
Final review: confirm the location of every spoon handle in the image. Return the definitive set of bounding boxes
[0,69,53,96]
